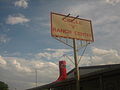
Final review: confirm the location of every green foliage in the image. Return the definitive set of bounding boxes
[0,81,9,90]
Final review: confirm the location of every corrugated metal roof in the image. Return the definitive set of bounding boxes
[67,64,120,78]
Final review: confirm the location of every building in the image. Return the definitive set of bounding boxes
[27,64,120,90]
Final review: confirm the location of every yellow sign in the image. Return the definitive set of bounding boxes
[51,12,94,42]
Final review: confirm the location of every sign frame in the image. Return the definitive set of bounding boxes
[51,12,94,42]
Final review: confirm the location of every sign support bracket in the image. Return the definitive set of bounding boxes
[54,37,73,48]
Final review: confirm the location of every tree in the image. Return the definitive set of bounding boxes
[0,81,9,90]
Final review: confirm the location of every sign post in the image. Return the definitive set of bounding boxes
[73,38,80,90]
[51,12,94,90]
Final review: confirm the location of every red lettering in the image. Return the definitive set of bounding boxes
[62,18,81,25]
[52,27,72,34]
[74,31,91,38]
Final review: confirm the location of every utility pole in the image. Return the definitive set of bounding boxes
[35,69,37,87]
[73,39,80,90]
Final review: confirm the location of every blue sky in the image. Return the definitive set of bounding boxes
[0,0,120,90]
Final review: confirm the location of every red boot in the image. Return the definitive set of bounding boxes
[56,61,67,82]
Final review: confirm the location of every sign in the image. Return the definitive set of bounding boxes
[51,12,94,42]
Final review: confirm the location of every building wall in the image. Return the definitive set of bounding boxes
[103,74,120,90]
[27,68,120,90]
[50,70,120,90]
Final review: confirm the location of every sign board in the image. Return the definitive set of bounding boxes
[51,12,94,42]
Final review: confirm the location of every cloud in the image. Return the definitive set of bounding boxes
[6,14,30,25]
[0,56,7,65]
[92,47,118,56]
[14,0,28,8]
[12,59,31,72]
[105,0,120,5]
[0,48,72,90]
[80,47,120,66]
[0,34,10,44]
[0,48,120,90]
[0,55,59,90]
[92,49,120,65]
[35,48,72,60]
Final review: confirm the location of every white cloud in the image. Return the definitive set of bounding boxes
[0,55,59,90]
[6,14,30,25]
[14,0,28,8]
[106,0,120,5]
[92,47,118,56]
[0,48,120,90]
[0,56,7,65]
[35,48,72,60]
[12,60,31,72]
[35,48,120,69]
[80,47,120,66]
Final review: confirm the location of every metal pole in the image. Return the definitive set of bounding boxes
[73,39,80,90]
[35,69,37,87]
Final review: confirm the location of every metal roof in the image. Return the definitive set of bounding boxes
[67,64,120,78]
[27,64,120,90]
